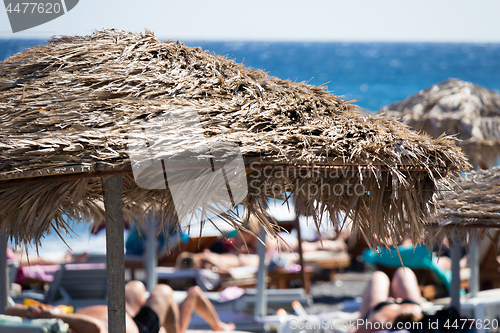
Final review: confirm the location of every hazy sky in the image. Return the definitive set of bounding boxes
[1,0,500,42]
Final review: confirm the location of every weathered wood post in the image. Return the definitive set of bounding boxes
[469,229,479,298]
[254,225,268,318]
[450,234,461,312]
[0,234,8,313]
[145,210,158,291]
[294,217,308,294]
[103,175,126,333]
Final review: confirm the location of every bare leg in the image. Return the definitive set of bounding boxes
[144,284,180,333]
[179,286,235,333]
[125,281,148,317]
[359,271,391,319]
[390,267,422,305]
[302,239,347,252]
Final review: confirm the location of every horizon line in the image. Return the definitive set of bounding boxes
[2,33,500,45]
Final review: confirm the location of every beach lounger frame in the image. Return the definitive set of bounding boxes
[44,263,108,310]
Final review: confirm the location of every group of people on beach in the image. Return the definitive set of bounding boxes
[4,244,429,333]
[5,210,463,333]
[5,268,425,333]
[7,280,235,333]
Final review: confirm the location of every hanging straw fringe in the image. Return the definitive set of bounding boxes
[0,29,470,248]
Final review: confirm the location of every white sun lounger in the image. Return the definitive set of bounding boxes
[0,315,69,333]
[44,263,108,310]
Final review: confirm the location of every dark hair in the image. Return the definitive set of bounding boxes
[175,252,196,269]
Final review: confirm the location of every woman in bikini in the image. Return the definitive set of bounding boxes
[6,280,235,333]
[356,267,424,333]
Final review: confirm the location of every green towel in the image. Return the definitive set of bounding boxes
[362,244,452,290]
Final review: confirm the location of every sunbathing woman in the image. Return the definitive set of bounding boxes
[180,213,347,274]
[355,268,423,333]
[5,280,235,333]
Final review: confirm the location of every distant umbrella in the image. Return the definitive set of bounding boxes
[432,166,500,237]
[0,30,469,249]
[381,79,500,169]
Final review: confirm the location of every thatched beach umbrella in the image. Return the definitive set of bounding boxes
[381,79,500,169]
[431,167,500,311]
[0,30,469,329]
[434,167,500,230]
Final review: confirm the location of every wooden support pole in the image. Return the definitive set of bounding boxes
[145,210,157,292]
[295,217,309,294]
[103,175,126,333]
[469,229,479,298]
[450,234,461,312]
[254,226,268,318]
[0,234,8,313]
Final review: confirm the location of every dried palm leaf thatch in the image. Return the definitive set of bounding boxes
[381,79,500,169]
[430,166,500,244]
[0,29,470,248]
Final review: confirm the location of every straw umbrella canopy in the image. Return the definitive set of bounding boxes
[430,166,500,310]
[0,29,469,250]
[381,78,500,169]
[432,166,500,239]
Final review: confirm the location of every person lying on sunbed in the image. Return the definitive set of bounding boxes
[7,247,89,267]
[7,246,89,289]
[177,234,347,274]
[5,281,235,333]
[355,268,423,333]
[177,213,348,274]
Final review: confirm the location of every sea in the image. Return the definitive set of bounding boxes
[2,39,500,258]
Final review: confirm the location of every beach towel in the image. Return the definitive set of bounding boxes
[362,244,452,290]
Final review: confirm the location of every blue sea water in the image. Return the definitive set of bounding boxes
[2,39,500,112]
[2,38,500,255]
[186,41,500,111]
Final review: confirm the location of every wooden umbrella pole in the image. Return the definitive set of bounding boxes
[0,233,8,313]
[469,229,479,298]
[450,234,461,312]
[145,209,157,291]
[103,175,126,333]
[254,225,268,318]
[294,217,309,295]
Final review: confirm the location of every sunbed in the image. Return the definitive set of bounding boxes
[14,263,108,311]
[0,315,69,333]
